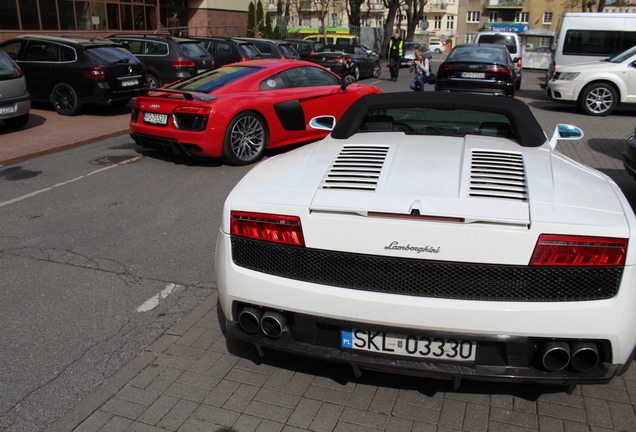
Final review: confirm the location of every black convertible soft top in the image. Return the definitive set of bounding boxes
[332,92,547,147]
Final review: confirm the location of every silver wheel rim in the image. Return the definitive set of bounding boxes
[585,87,613,114]
[230,115,265,161]
[373,63,381,77]
[354,66,359,81]
[147,77,157,88]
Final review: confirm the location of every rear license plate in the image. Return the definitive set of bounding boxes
[143,112,168,125]
[121,78,139,87]
[341,328,476,361]
[461,72,485,79]
[0,105,16,114]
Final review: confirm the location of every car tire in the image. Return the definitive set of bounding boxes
[352,64,360,81]
[51,83,82,116]
[222,111,268,166]
[579,83,618,116]
[435,48,442,54]
[515,78,522,90]
[3,113,29,128]
[146,74,160,88]
[372,61,381,78]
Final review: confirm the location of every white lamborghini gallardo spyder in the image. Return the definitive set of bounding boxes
[215,92,636,387]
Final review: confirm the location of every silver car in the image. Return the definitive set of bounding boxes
[400,42,427,67]
[0,49,30,128]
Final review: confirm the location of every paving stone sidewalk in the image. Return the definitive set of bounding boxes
[48,70,636,432]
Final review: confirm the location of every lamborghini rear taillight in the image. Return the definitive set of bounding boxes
[530,235,627,266]
[230,211,305,246]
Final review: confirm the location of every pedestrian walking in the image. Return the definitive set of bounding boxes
[387,32,404,81]
[167,12,180,36]
[409,49,430,91]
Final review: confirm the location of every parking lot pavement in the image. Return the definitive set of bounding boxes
[0,102,131,167]
[18,69,636,432]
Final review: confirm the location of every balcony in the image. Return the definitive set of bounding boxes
[486,0,524,8]
[427,2,448,12]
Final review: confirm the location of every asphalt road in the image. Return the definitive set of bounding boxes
[1,61,636,432]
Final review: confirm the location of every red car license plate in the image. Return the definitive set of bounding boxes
[143,112,168,125]
[341,328,476,361]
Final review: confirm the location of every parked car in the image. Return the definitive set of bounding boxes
[216,91,636,387]
[107,34,214,88]
[435,44,516,98]
[0,35,145,116]
[234,38,300,60]
[0,49,30,128]
[428,40,444,54]
[191,37,263,66]
[129,59,382,165]
[401,42,428,67]
[622,125,636,179]
[286,39,325,60]
[474,31,523,89]
[305,45,381,81]
[304,34,360,45]
[546,45,636,116]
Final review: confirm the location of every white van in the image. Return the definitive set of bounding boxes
[474,31,522,89]
[549,12,636,78]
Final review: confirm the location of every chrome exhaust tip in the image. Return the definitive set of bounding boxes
[260,311,287,339]
[238,306,263,334]
[542,341,571,371]
[570,342,599,372]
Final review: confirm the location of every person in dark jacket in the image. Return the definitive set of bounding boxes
[387,32,404,81]
[167,12,180,36]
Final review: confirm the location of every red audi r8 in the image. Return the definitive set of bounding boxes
[130,59,382,165]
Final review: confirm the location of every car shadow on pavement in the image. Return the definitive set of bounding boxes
[225,336,573,401]
[0,113,46,136]
[31,100,134,117]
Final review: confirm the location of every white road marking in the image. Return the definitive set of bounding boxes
[137,283,177,313]
[0,157,141,208]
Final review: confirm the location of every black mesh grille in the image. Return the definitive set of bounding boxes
[231,237,622,302]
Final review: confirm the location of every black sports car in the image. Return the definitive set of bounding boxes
[305,44,381,81]
[435,44,516,98]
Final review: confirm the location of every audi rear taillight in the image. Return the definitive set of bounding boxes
[80,66,106,80]
[439,64,458,71]
[172,59,196,68]
[489,65,511,74]
[530,235,627,266]
[173,106,211,115]
[231,211,305,246]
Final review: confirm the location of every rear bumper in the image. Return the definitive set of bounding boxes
[130,132,208,157]
[435,79,514,97]
[0,93,31,120]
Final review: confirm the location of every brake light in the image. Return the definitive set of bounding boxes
[489,65,511,74]
[517,57,522,68]
[231,211,305,246]
[14,67,23,78]
[172,59,196,68]
[80,66,106,80]
[439,64,458,71]
[173,106,211,115]
[530,234,627,266]
[280,56,290,59]
[239,57,249,62]
[335,57,346,63]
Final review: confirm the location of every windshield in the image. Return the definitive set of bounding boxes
[476,35,517,54]
[178,42,210,57]
[404,43,422,51]
[170,66,259,93]
[358,108,515,140]
[606,45,636,63]
[86,46,138,64]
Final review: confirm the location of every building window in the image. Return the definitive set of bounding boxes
[467,11,480,23]
[446,15,454,30]
[434,15,442,29]
[543,12,553,24]
[515,12,529,23]
[489,11,498,22]
[465,33,475,43]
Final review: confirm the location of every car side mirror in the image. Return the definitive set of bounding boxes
[340,77,352,91]
[309,116,336,131]
[549,124,584,150]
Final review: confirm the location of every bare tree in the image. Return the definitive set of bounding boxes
[288,0,306,26]
[404,0,427,41]
[381,0,401,59]
[313,0,335,32]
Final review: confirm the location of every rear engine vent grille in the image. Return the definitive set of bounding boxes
[321,145,389,191]
[470,151,527,201]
